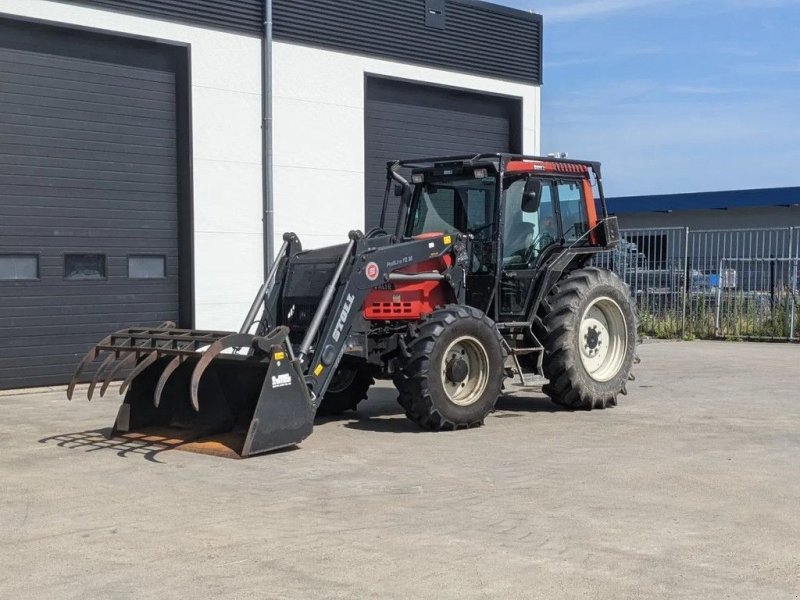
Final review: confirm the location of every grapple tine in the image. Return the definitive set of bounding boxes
[100,352,137,398]
[154,356,186,408]
[96,321,177,398]
[189,333,256,412]
[119,351,160,396]
[87,353,117,401]
[67,336,112,400]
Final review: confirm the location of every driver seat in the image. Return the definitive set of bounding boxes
[504,221,535,265]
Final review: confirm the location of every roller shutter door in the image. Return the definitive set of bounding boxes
[365,77,522,230]
[0,21,184,390]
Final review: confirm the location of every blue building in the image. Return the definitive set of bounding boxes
[607,187,800,231]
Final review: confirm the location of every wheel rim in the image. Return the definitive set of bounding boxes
[579,296,628,382]
[327,368,357,394]
[440,336,490,406]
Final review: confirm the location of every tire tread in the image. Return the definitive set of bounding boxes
[394,305,506,430]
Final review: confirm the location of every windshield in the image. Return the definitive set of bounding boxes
[408,176,497,237]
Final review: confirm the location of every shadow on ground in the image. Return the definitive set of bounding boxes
[337,391,564,434]
[39,390,563,457]
[38,429,172,463]
[495,395,565,414]
[38,428,300,462]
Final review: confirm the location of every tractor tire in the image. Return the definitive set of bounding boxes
[394,305,506,430]
[317,364,374,416]
[537,267,637,410]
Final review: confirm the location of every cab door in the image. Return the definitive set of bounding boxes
[554,179,592,242]
[499,177,557,320]
[498,176,593,320]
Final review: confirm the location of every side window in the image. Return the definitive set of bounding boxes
[466,189,492,232]
[557,181,589,241]
[129,255,167,279]
[536,184,556,239]
[0,254,39,281]
[502,178,526,262]
[64,254,106,280]
[503,178,556,267]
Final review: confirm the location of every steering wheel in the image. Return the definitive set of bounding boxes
[514,231,556,266]
[467,223,494,243]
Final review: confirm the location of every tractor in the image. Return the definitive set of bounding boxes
[69,154,637,457]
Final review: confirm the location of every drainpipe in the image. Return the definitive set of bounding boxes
[262,0,274,275]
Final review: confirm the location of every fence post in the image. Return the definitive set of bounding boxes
[791,227,797,341]
[715,259,724,337]
[681,227,689,339]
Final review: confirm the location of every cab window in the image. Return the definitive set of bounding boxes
[556,181,590,241]
[503,177,557,268]
[409,177,496,237]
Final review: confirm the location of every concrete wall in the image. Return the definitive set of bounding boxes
[271,40,541,251]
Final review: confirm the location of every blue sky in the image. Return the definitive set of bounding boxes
[493,0,800,197]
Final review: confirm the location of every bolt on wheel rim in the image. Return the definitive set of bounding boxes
[440,336,490,406]
[579,296,628,382]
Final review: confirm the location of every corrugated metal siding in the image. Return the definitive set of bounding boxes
[55,1,541,82]
[61,0,264,35]
[0,23,181,390]
[607,187,800,214]
[274,0,542,84]
[365,77,520,230]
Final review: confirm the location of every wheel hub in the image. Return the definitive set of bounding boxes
[579,296,627,383]
[440,337,490,406]
[445,357,469,384]
[585,325,601,351]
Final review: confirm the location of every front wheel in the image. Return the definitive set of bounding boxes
[394,305,506,430]
[537,267,637,410]
[317,363,374,416]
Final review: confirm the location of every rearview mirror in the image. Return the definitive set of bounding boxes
[521,178,543,213]
[394,183,404,197]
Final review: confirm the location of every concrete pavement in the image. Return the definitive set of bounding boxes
[1,340,798,599]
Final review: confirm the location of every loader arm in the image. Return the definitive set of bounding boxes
[302,232,465,405]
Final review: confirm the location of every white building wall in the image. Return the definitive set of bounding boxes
[272,41,541,251]
[0,0,264,331]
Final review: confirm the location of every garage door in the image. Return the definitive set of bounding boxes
[0,20,186,390]
[365,77,522,231]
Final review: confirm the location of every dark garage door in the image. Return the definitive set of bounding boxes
[0,20,188,390]
[365,77,522,230]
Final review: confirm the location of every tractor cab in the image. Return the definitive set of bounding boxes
[390,157,602,264]
[381,154,617,317]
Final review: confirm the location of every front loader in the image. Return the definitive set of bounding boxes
[68,154,638,457]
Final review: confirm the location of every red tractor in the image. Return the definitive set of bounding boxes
[70,154,637,457]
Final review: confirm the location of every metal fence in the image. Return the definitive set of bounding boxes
[596,226,799,341]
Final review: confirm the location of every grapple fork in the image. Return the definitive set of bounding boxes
[67,325,315,457]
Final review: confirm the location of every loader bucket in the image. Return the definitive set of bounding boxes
[67,326,315,458]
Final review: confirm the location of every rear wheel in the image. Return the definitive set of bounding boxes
[537,267,637,410]
[394,305,506,430]
[317,364,374,416]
